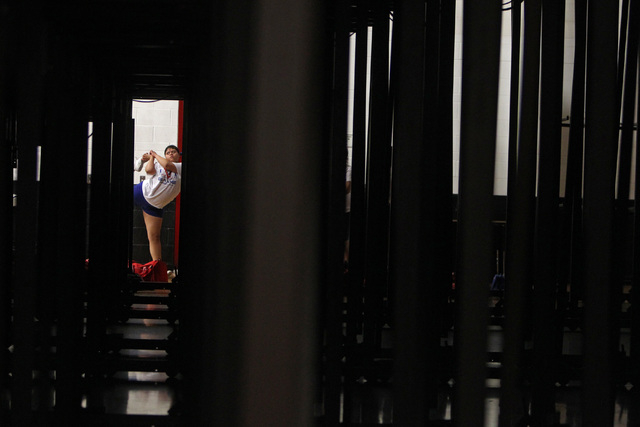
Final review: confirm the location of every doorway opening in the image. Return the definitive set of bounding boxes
[131,99,184,272]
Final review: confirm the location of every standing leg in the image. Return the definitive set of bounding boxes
[143,211,163,260]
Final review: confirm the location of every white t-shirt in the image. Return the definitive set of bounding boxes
[142,159,182,209]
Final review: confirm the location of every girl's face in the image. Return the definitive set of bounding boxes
[165,148,180,162]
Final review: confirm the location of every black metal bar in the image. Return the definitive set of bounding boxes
[616,0,638,205]
[11,111,40,425]
[178,1,252,421]
[506,0,521,202]
[49,88,88,422]
[126,112,135,266]
[581,0,619,424]
[558,0,587,322]
[111,97,134,276]
[614,0,639,397]
[85,87,115,412]
[389,0,427,423]
[431,0,456,409]
[322,0,351,424]
[617,0,631,108]
[436,0,456,341]
[363,0,391,354]
[179,8,249,421]
[35,37,91,422]
[215,1,324,425]
[34,75,62,416]
[452,1,502,425]
[501,0,541,424]
[346,0,369,343]
[423,0,456,411]
[530,0,565,423]
[11,2,46,423]
[343,1,369,418]
[632,36,640,423]
[180,1,320,425]
[0,11,12,402]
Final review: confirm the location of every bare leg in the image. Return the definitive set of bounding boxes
[143,211,163,260]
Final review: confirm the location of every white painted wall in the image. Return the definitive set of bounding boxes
[116,2,631,200]
[345,2,591,198]
[452,1,577,196]
[131,100,180,183]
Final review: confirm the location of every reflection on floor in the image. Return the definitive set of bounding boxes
[80,317,638,426]
[87,366,174,416]
[83,308,179,419]
[343,381,640,426]
[3,286,639,426]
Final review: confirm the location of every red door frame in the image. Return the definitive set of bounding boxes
[174,100,183,267]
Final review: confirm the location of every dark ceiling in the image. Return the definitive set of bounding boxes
[6,1,373,102]
[42,1,209,100]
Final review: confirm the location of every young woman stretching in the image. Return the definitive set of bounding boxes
[133,145,182,260]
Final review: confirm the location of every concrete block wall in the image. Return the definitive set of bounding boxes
[343,1,587,198]
[451,1,577,196]
[342,8,520,195]
[132,200,177,266]
[132,100,180,184]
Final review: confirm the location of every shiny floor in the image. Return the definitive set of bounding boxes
[6,379,637,426]
[82,314,179,418]
[88,373,639,425]
[343,381,640,426]
[2,294,639,426]
[83,319,639,426]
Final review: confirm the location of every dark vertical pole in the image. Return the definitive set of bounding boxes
[507,0,521,199]
[86,94,113,337]
[438,0,456,233]
[452,1,502,426]
[180,1,251,424]
[115,99,134,272]
[616,0,639,212]
[349,0,370,291]
[322,0,350,424]
[239,2,324,423]
[11,1,46,424]
[615,0,639,392]
[33,71,58,414]
[182,1,323,425]
[126,112,135,265]
[109,95,132,315]
[632,51,640,426]
[390,0,427,424]
[581,0,619,425]
[363,0,392,354]
[0,0,12,402]
[343,1,369,418]
[567,0,587,309]
[49,97,88,424]
[173,100,184,267]
[109,96,131,279]
[180,1,246,424]
[85,84,115,412]
[436,0,456,367]
[559,0,587,318]
[423,0,457,411]
[501,0,541,424]
[437,0,456,257]
[617,0,631,107]
[42,33,90,421]
[346,0,369,347]
[531,0,565,423]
